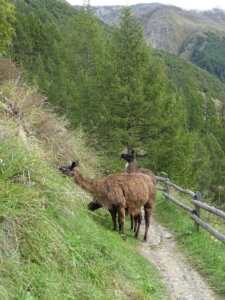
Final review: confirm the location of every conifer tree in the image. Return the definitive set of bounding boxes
[67,5,107,128]
[99,7,185,158]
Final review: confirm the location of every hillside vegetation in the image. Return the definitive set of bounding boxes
[184,31,225,83]
[1,1,225,297]
[7,0,225,206]
[0,60,167,299]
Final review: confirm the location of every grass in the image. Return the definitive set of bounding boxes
[0,135,167,300]
[0,76,168,299]
[155,190,225,295]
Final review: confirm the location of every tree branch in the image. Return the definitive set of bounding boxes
[136,128,168,142]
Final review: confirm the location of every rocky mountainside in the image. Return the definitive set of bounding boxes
[87,3,225,55]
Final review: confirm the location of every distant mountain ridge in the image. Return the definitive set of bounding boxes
[73,3,225,82]
[84,3,225,55]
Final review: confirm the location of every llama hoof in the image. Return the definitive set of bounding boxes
[143,239,148,243]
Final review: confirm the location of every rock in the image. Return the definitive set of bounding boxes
[163,232,172,239]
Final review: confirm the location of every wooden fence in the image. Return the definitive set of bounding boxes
[155,176,225,244]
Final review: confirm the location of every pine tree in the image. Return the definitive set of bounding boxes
[99,7,186,158]
[66,5,107,129]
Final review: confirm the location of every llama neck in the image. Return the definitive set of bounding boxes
[126,160,138,173]
[72,170,98,194]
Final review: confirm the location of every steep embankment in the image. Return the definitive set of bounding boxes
[0,60,167,299]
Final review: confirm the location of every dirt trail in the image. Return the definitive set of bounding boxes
[139,217,221,300]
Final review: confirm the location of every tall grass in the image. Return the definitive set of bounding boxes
[0,72,168,299]
[155,191,225,295]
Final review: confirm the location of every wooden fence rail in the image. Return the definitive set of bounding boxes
[163,192,193,213]
[190,214,225,243]
[191,200,225,220]
[156,176,225,244]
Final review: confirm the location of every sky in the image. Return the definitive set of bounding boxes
[66,0,225,11]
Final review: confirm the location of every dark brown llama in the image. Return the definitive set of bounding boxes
[121,151,156,185]
[121,151,156,231]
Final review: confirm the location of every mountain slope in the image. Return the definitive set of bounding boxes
[91,4,225,53]
[90,3,225,82]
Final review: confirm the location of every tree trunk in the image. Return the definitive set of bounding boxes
[127,145,133,154]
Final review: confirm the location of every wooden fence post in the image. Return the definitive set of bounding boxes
[165,178,170,195]
[193,191,201,232]
[164,178,170,201]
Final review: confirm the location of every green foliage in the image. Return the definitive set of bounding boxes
[95,8,192,181]
[65,6,108,128]
[190,31,225,83]
[0,0,15,53]
[9,0,74,24]
[155,49,225,102]
[101,8,167,152]
[155,49,225,202]
[10,0,75,110]
[12,12,60,71]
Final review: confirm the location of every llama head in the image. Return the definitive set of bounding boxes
[87,200,102,211]
[120,151,135,163]
[59,161,79,176]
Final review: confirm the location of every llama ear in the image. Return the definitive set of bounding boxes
[70,161,79,170]
[131,150,135,157]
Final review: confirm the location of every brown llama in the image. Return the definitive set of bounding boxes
[59,161,156,241]
[121,151,156,231]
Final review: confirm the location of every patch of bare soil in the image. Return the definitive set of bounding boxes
[139,218,221,300]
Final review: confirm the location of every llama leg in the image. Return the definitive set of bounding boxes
[130,214,134,231]
[117,206,125,234]
[143,203,154,242]
[109,206,117,231]
[134,213,142,239]
[133,214,138,232]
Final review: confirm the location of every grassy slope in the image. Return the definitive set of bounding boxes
[155,191,225,295]
[0,73,168,299]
